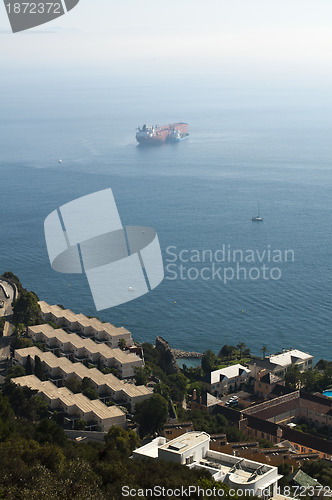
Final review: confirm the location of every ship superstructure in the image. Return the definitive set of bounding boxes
[136,123,189,144]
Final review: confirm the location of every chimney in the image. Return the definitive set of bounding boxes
[192,389,197,401]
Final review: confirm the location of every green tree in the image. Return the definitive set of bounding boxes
[1,271,23,293]
[285,365,302,389]
[135,394,168,438]
[75,419,87,430]
[301,459,332,488]
[218,345,237,359]
[187,382,204,399]
[6,364,26,380]
[101,426,140,460]
[10,332,34,352]
[201,350,218,374]
[83,387,99,400]
[65,375,82,393]
[322,366,332,391]
[259,438,273,448]
[0,317,5,336]
[34,419,68,446]
[0,393,15,423]
[181,364,204,382]
[261,345,268,359]
[34,355,46,381]
[168,372,188,402]
[154,381,170,400]
[0,394,15,441]
[81,377,99,400]
[302,369,318,392]
[2,381,47,421]
[25,354,33,375]
[134,366,149,386]
[28,395,49,421]
[236,342,246,359]
[12,290,41,328]
[117,338,127,350]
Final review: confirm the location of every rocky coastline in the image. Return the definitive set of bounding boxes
[171,349,203,359]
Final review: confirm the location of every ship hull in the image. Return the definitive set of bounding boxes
[136,123,189,145]
[168,132,190,143]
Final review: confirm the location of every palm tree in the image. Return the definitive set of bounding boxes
[118,338,127,350]
[237,342,246,359]
[261,345,268,359]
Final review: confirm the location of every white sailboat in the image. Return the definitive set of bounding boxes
[251,203,263,221]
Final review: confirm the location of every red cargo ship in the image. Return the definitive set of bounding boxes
[136,123,189,145]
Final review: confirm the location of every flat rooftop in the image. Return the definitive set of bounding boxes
[39,301,131,337]
[29,324,141,365]
[202,451,275,484]
[11,374,125,421]
[270,349,313,366]
[15,347,152,400]
[160,431,209,454]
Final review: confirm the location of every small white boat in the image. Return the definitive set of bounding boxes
[251,203,263,221]
[58,159,63,164]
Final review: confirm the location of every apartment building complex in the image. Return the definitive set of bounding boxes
[14,346,152,411]
[28,323,143,379]
[12,374,126,431]
[39,301,132,348]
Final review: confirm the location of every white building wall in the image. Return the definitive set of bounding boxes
[159,437,209,465]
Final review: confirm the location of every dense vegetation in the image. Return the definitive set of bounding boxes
[177,408,247,442]
[0,271,24,294]
[285,364,332,392]
[1,273,331,497]
[200,345,252,374]
[278,460,332,491]
[0,388,259,499]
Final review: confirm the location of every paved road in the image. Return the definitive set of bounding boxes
[3,321,14,337]
[0,279,15,317]
[0,345,10,361]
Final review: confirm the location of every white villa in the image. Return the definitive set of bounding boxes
[202,364,251,396]
[133,431,282,497]
[248,349,314,380]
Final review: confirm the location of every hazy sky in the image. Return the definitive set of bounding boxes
[1,0,332,81]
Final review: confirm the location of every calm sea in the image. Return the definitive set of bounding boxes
[0,71,331,361]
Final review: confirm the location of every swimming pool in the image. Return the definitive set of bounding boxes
[323,390,332,398]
